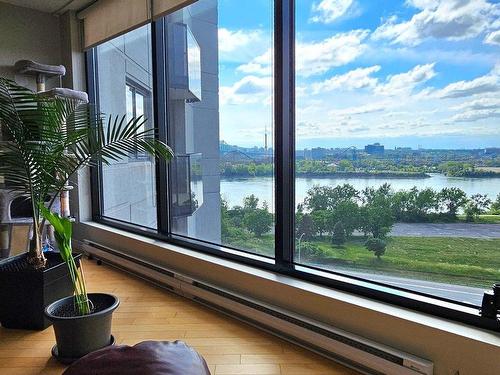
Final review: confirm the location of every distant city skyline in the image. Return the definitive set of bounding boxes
[221,135,500,151]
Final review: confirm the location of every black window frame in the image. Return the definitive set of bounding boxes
[85,0,500,333]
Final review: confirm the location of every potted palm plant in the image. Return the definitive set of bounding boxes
[0,78,172,330]
[41,206,119,363]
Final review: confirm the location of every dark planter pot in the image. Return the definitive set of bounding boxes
[45,293,119,363]
[0,248,10,259]
[0,252,81,330]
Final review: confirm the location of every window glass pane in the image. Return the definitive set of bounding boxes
[126,85,134,120]
[164,0,275,257]
[96,24,157,228]
[135,92,146,136]
[295,0,500,305]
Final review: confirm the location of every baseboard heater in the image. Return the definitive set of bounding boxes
[79,240,434,375]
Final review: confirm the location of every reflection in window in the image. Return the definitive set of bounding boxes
[164,0,275,257]
[96,24,157,228]
[126,83,150,158]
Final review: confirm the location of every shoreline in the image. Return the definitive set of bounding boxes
[221,171,431,179]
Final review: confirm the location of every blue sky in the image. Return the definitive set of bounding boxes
[217,0,500,149]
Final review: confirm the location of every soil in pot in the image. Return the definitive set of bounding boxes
[45,293,119,363]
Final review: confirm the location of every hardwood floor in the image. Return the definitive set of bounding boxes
[0,258,360,375]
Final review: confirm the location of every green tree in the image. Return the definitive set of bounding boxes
[304,184,359,212]
[490,194,500,214]
[331,221,346,247]
[311,210,330,238]
[221,198,231,239]
[365,237,387,259]
[438,187,467,218]
[414,187,438,220]
[439,161,474,177]
[360,184,394,238]
[243,194,259,211]
[243,206,273,237]
[296,213,315,240]
[464,194,492,222]
[337,159,353,171]
[331,200,360,237]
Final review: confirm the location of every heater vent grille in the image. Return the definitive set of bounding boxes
[193,282,403,366]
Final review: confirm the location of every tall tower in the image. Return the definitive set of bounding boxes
[264,123,268,151]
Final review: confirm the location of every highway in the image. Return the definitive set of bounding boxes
[312,265,486,306]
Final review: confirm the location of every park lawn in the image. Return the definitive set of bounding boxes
[223,234,500,287]
[457,214,500,224]
[223,234,275,257]
[312,236,500,287]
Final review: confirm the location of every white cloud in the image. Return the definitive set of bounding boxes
[237,62,272,76]
[297,30,370,76]
[452,96,500,111]
[484,30,500,45]
[436,65,500,98]
[310,0,354,24]
[452,108,500,122]
[311,66,381,93]
[218,28,262,53]
[220,75,272,106]
[236,49,273,76]
[218,28,270,63]
[329,101,389,117]
[372,0,500,46]
[237,30,369,78]
[375,63,436,96]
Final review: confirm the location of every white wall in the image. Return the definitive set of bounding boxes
[0,2,61,90]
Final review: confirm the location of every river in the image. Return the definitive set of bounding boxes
[217,173,500,209]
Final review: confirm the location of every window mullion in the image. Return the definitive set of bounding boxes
[86,50,104,221]
[152,19,170,235]
[274,0,295,269]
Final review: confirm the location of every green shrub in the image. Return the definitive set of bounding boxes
[299,242,324,260]
[365,237,387,259]
[331,221,346,247]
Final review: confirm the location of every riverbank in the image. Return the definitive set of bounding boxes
[221,170,430,179]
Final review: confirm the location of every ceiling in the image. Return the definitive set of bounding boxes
[0,0,95,14]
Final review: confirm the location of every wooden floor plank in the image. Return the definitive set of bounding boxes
[0,259,359,374]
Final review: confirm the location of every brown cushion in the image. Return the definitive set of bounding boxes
[63,340,211,375]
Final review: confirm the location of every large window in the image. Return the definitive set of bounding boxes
[294,0,500,305]
[88,0,500,330]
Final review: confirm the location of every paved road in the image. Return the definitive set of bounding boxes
[389,223,500,238]
[312,265,485,305]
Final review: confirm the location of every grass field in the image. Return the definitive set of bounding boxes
[457,215,500,224]
[224,235,500,288]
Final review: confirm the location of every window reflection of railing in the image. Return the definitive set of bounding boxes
[167,22,201,103]
[171,153,203,218]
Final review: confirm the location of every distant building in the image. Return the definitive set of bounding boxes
[365,143,385,155]
[484,148,500,155]
[311,147,327,160]
[219,141,233,153]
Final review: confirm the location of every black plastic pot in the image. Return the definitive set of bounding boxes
[45,293,119,363]
[0,252,81,330]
